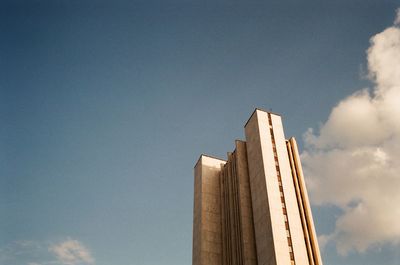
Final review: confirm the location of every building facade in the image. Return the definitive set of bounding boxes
[192,109,323,265]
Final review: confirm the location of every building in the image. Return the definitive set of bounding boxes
[192,109,323,265]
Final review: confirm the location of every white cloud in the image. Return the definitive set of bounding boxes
[302,9,400,255]
[49,239,94,265]
[0,239,94,265]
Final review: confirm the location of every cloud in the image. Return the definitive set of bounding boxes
[49,239,94,265]
[0,240,44,263]
[302,9,400,255]
[0,239,94,265]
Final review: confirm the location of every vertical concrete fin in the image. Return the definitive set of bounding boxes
[193,158,203,265]
[235,140,258,265]
[287,140,315,265]
[289,138,323,265]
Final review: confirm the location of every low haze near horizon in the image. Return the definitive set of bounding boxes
[1,1,399,265]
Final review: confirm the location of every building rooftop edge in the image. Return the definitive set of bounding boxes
[244,108,282,128]
[194,154,227,168]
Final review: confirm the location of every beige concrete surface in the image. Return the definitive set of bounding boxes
[193,155,225,265]
[245,110,278,265]
[271,114,309,265]
[193,109,323,265]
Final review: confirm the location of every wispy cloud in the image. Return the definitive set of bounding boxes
[0,239,94,265]
[49,239,94,265]
[302,8,400,255]
[0,240,44,263]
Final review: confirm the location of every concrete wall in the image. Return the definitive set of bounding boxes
[235,141,258,265]
[245,110,279,265]
[288,138,323,265]
[193,155,225,265]
[219,141,258,265]
[193,108,323,265]
[271,115,309,265]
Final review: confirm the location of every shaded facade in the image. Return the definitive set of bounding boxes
[193,109,323,265]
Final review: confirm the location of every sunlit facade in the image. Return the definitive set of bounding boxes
[193,109,323,265]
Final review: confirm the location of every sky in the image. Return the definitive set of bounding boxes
[1,1,399,265]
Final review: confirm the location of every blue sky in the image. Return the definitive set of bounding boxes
[1,1,399,265]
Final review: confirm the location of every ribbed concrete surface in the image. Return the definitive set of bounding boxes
[193,109,323,265]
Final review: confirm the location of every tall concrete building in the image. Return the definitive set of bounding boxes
[192,109,323,265]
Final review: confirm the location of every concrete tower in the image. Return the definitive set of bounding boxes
[192,109,323,265]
